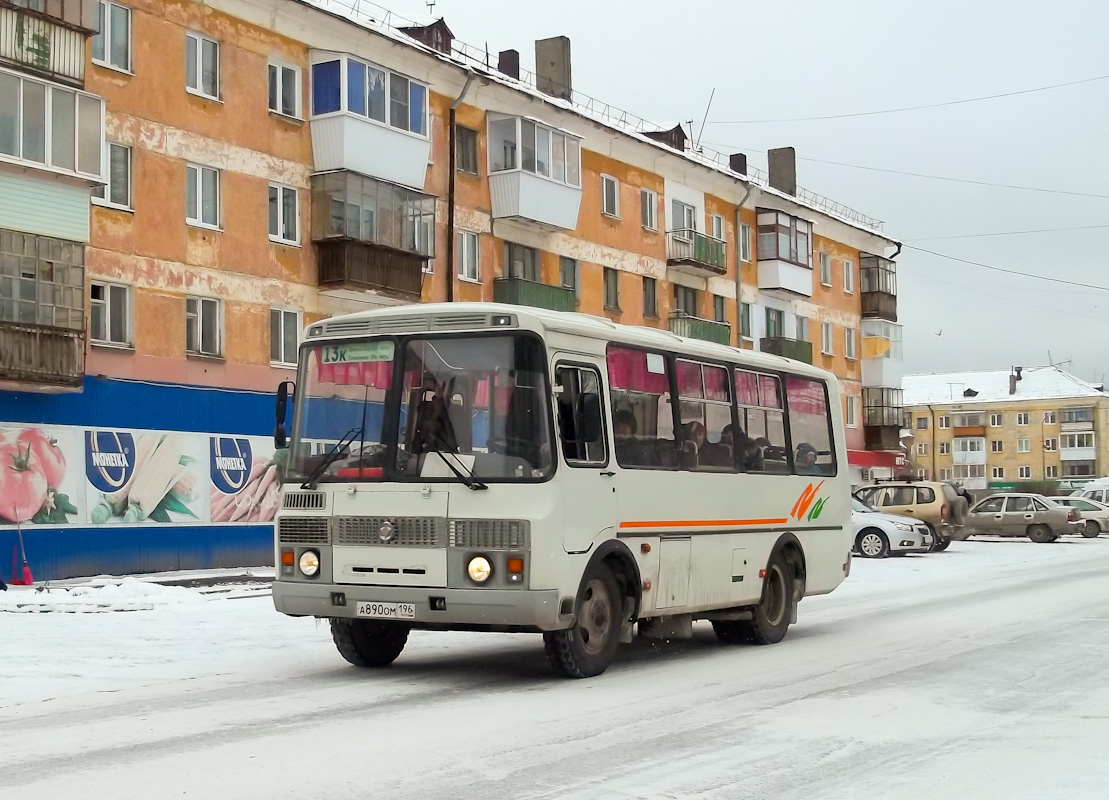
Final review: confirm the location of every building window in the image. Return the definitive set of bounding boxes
[845,395,857,427]
[268,183,298,244]
[559,256,578,297]
[92,1,131,72]
[1044,411,1057,424]
[671,200,696,236]
[740,302,751,339]
[90,281,130,347]
[601,174,619,217]
[955,438,983,452]
[739,222,752,263]
[640,189,657,231]
[0,231,84,331]
[796,315,809,342]
[954,464,986,479]
[844,328,857,360]
[821,321,834,355]
[1063,461,1096,478]
[843,258,855,293]
[312,172,435,257]
[819,252,832,285]
[992,466,1004,479]
[1061,407,1094,423]
[674,285,698,316]
[756,209,812,268]
[1062,433,1095,449]
[503,241,537,281]
[186,296,222,357]
[1046,465,1059,479]
[940,468,952,481]
[953,413,984,427]
[991,440,1003,453]
[186,164,220,228]
[766,308,785,339]
[388,73,426,135]
[312,57,428,136]
[92,142,131,209]
[1017,412,1029,425]
[989,413,1002,427]
[1017,437,1030,453]
[917,469,929,480]
[713,294,726,323]
[267,62,300,118]
[1019,466,1031,479]
[939,441,950,454]
[455,126,478,174]
[185,32,220,99]
[486,116,580,185]
[603,267,619,310]
[938,415,950,428]
[917,443,928,456]
[1044,437,1057,451]
[457,231,479,281]
[269,308,299,366]
[642,276,657,318]
[0,73,104,178]
[710,214,725,242]
[916,416,929,430]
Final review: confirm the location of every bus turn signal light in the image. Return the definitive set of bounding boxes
[281,550,295,566]
[507,558,524,574]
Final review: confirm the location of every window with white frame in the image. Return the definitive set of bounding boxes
[819,251,832,285]
[186,164,220,228]
[1061,406,1095,423]
[1018,437,1030,453]
[796,315,809,342]
[601,175,619,217]
[671,200,696,238]
[938,415,950,428]
[757,209,812,268]
[991,440,1003,453]
[268,62,301,118]
[939,441,950,454]
[185,32,219,99]
[989,413,1002,427]
[765,307,784,338]
[640,188,657,231]
[1017,412,1029,425]
[710,213,725,243]
[311,56,428,137]
[1044,411,1057,424]
[456,231,479,281]
[821,321,834,355]
[917,469,929,480]
[0,71,104,179]
[846,395,857,427]
[917,443,928,456]
[269,308,299,366]
[1019,466,1031,479]
[843,258,854,293]
[485,116,580,185]
[1062,432,1095,449]
[844,328,857,360]
[268,183,298,244]
[940,468,952,481]
[1044,437,1057,451]
[92,142,131,209]
[186,296,222,357]
[90,281,130,346]
[992,466,1004,479]
[739,222,752,263]
[1046,465,1059,478]
[92,1,131,72]
[954,464,986,479]
[955,438,983,452]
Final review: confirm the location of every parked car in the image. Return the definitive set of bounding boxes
[1076,484,1109,505]
[966,493,1082,542]
[1052,496,1109,537]
[851,497,933,558]
[854,480,968,551]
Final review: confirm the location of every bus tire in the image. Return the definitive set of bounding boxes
[711,620,748,644]
[745,550,794,646]
[543,562,621,678]
[330,618,409,668]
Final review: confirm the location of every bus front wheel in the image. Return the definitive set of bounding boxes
[331,618,410,667]
[543,562,622,678]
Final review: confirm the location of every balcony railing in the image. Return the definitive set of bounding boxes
[316,239,425,301]
[666,230,727,276]
[760,336,813,364]
[492,277,576,313]
[668,312,731,345]
[0,321,83,387]
[0,0,99,32]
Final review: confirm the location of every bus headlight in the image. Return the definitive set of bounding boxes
[467,556,493,583]
[299,550,320,577]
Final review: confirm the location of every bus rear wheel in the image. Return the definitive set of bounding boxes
[543,562,622,678]
[331,618,410,667]
[712,551,795,646]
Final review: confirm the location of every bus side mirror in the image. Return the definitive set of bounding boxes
[275,380,295,449]
[581,393,602,443]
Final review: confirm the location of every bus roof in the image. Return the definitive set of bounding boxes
[308,302,836,382]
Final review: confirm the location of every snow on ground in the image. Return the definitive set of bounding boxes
[2,538,1108,799]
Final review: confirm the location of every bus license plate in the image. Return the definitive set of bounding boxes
[355,601,416,620]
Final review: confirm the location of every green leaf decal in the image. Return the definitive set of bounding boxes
[807,497,827,522]
[148,506,172,523]
[160,492,199,519]
[179,455,198,467]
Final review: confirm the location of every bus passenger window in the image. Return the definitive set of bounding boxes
[676,360,735,471]
[785,376,836,477]
[607,345,676,469]
[735,370,789,473]
[555,366,607,466]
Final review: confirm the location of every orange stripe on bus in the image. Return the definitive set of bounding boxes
[618,518,790,529]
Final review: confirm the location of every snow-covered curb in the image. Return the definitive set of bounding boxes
[0,577,211,613]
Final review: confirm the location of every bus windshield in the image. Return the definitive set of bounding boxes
[289,334,553,484]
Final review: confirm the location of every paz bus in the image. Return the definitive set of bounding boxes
[271,303,851,678]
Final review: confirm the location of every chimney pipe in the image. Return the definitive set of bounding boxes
[768,146,797,195]
[1009,374,1017,395]
[729,153,747,175]
[497,49,519,80]
[535,36,572,101]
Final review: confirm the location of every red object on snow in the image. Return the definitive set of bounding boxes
[11,528,33,586]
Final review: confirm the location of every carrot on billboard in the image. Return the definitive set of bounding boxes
[208,436,286,523]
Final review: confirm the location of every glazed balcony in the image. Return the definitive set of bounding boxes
[487,114,583,230]
[665,230,727,277]
[668,312,731,345]
[860,253,898,322]
[863,386,903,450]
[493,277,576,312]
[760,336,813,364]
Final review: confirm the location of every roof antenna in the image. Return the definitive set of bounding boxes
[694,87,715,153]
[426,0,436,13]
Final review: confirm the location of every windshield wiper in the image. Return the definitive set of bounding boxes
[429,450,488,491]
[302,426,363,490]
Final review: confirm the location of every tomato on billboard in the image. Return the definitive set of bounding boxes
[0,426,82,525]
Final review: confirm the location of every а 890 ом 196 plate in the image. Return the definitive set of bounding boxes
[356,601,416,620]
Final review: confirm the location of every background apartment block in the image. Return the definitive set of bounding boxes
[0,0,904,578]
[904,366,1109,493]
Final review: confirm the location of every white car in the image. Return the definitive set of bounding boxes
[852,497,934,558]
[1053,496,1109,537]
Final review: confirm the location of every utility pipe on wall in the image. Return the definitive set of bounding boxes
[445,73,476,303]
[734,183,754,347]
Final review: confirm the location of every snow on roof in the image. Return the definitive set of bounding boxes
[903,366,1109,407]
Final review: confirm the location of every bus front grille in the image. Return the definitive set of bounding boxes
[449,519,530,550]
[334,516,447,547]
[282,492,326,510]
[278,517,331,545]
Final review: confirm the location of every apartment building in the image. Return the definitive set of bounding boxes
[0,0,903,579]
[904,366,1109,492]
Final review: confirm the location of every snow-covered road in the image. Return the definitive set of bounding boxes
[3,538,1108,799]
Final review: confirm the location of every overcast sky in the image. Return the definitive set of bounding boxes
[377,0,1109,382]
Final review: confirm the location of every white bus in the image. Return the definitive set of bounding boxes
[272,303,851,678]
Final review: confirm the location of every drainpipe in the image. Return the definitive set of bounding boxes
[445,72,476,303]
[734,183,754,347]
[892,241,903,259]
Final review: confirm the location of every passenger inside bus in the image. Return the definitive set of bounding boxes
[794,442,821,475]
